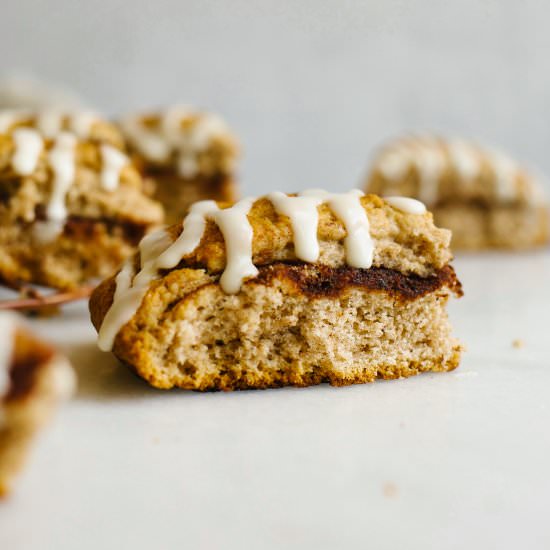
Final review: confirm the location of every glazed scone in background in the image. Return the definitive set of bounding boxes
[119,106,239,225]
[90,191,462,391]
[365,136,549,250]
[0,110,163,289]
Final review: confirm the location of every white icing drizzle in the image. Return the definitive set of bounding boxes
[384,196,427,215]
[36,110,64,138]
[11,128,43,175]
[0,109,29,133]
[68,111,96,139]
[100,144,128,191]
[377,137,445,205]
[98,190,381,351]
[268,192,323,262]
[301,189,374,268]
[120,115,170,162]
[97,230,175,352]
[120,107,230,178]
[0,313,16,398]
[411,139,446,205]
[447,139,480,182]
[45,132,77,223]
[0,108,96,139]
[209,198,258,294]
[156,200,218,269]
[487,149,519,201]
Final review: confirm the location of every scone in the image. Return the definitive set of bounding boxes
[365,135,549,250]
[0,109,164,290]
[90,189,463,391]
[118,106,239,224]
[0,312,75,496]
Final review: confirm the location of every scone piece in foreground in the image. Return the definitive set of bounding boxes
[0,110,164,289]
[365,135,549,250]
[90,190,463,391]
[0,312,75,496]
[118,106,239,224]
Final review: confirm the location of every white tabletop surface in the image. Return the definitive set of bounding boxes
[1,251,549,550]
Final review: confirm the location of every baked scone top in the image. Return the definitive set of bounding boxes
[96,190,453,350]
[367,135,546,207]
[0,110,163,235]
[119,106,239,179]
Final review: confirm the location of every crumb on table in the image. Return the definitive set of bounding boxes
[512,339,525,349]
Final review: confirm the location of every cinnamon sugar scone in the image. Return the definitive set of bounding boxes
[0,110,164,289]
[0,312,74,496]
[119,106,239,224]
[90,190,463,391]
[365,136,549,250]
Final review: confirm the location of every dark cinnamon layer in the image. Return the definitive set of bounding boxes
[254,263,463,301]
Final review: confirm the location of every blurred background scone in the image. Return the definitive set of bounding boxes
[0,109,164,290]
[119,106,239,225]
[365,135,550,250]
[0,312,74,497]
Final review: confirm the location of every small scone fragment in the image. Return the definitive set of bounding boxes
[0,312,75,497]
[365,136,549,250]
[0,109,164,289]
[90,190,463,391]
[118,106,239,224]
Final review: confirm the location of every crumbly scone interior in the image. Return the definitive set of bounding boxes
[92,264,462,390]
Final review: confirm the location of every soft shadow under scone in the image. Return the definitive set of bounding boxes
[118,106,239,225]
[365,135,549,250]
[90,192,463,391]
[0,313,74,497]
[0,110,164,289]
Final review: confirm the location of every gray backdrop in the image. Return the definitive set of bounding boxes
[1,0,548,196]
